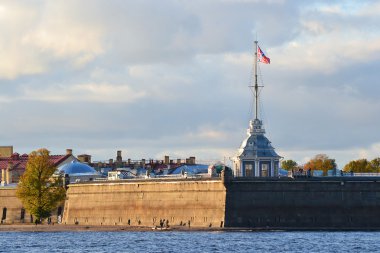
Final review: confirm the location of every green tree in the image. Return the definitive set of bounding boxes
[304,154,337,176]
[367,158,380,173]
[16,149,66,223]
[343,159,368,173]
[281,160,298,171]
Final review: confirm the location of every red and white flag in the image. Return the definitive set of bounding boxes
[257,46,270,64]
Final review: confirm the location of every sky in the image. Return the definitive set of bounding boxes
[1,0,379,168]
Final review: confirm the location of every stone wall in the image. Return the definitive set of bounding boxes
[0,187,63,224]
[6,176,380,228]
[0,187,27,224]
[63,179,226,228]
[225,177,380,228]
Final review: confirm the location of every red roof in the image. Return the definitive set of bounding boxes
[0,153,71,172]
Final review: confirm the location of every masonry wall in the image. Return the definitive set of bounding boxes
[0,187,28,224]
[6,177,380,228]
[63,179,226,228]
[0,187,63,224]
[225,177,380,228]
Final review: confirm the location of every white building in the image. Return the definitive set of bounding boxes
[233,119,281,177]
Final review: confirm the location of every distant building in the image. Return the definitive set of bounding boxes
[0,147,76,185]
[233,119,281,177]
[0,146,13,158]
[57,160,101,184]
[92,150,199,177]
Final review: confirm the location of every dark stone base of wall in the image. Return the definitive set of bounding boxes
[225,177,380,228]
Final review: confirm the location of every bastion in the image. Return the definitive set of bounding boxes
[3,176,380,229]
[63,178,226,228]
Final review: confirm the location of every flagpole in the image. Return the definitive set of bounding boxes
[254,40,258,120]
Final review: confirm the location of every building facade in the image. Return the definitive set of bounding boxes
[233,119,281,177]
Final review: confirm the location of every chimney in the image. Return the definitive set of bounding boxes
[78,154,91,163]
[177,159,181,164]
[116,150,122,163]
[164,156,169,165]
[141,159,146,168]
[190,156,196,165]
[66,149,73,155]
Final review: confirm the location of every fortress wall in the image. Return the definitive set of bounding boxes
[225,178,380,228]
[63,179,226,228]
[0,187,63,224]
[0,187,27,224]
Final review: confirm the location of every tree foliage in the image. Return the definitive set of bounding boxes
[16,149,66,223]
[367,158,380,172]
[303,154,337,176]
[281,160,298,171]
[343,158,380,173]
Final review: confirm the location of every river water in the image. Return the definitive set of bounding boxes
[0,231,379,252]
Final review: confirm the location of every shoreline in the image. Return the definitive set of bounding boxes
[0,224,228,232]
[2,224,380,232]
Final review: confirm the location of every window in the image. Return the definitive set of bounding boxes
[245,163,254,177]
[261,164,268,177]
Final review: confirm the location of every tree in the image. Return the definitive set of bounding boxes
[16,149,66,223]
[343,158,380,173]
[304,154,337,176]
[281,160,298,171]
[368,158,380,173]
[343,159,368,173]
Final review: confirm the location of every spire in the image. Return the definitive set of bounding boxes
[254,40,259,120]
[247,41,266,137]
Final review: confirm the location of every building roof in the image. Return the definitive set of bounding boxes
[237,119,281,159]
[169,164,209,175]
[57,160,99,176]
[0,153,72,172]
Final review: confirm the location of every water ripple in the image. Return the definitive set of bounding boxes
[1,231,380,253]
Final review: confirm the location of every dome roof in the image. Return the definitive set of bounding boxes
[237,119,281,159]
[58,160,99,175]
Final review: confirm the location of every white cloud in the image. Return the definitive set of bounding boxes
[272,36,380,73]
[21,19,104,67]
[0,2,46,79]
[1,0,379,168]
[21,83,146,103]
[0,1,104,79]
[186,126,228,141]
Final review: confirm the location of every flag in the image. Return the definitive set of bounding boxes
[257,46,270,64]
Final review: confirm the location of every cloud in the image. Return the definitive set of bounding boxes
[20,82,146,103]
[0,1,105,79]
[1,0,379,169]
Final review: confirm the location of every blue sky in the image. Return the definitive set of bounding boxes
[1,0,379,168]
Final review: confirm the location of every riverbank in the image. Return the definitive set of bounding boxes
[2,224,380,232]
[0,224,231,232]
